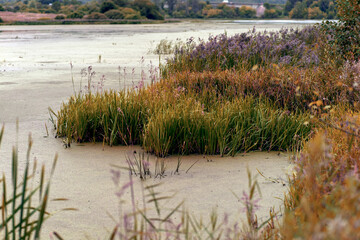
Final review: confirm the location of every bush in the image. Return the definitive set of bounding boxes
[52,1,61,12]
[100,1,116,13]
[321,0,360,60]
[67,11,84,19]
[55,15,65,20]
[204,9,223,18]
[289,2,308,19]
[172,10,187,18]
[85,12,108,19]
[307,7,326,19]
[132,0,164,20]
[25,8,40,13]
[44,9,56,13]
[263,9,279,18]
[105,9,124,19]
[238,6,256,18]
[0,4,4,11]
[0,17,3,23]
[124,13,142,19]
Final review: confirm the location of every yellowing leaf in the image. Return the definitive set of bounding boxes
[308,102,316,107]
[251,65,258,71]
[272,63,279,69]
[316,100,323,107]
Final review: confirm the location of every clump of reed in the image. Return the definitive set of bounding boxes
[143,96,311,157]
[52,87,311,157]
[0,125,58,239]
[52,90,150,147]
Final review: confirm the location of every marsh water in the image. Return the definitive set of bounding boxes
[0,20,312,238]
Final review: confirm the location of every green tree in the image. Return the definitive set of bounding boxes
[238,6,256,18]
[284,0,298,15]
[308,6,326,19]
[318,0,329,12]
[166,0,177,14]
[133,0,164,20]
[289,1,307,18]
[264,8,279,18]
[322,0,360,60]
[100,0,116,13]
[105,9,124,18]
[51,1,61,12]
[67,11,84,18]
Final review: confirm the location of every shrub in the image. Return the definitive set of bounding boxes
[289,2,308,19]
[124,13,142,19]
[132,0,164,20]
[85,12,108,19]
[0,4,4,11]
[0,17,3,23]
[44,9,56,13]
[105,9,124,19]
[119,7,142,19]
[100,0,116,13]
[238,6,256,18]
[172,10,187,18]
[67,11,84,19]
[204,9,223,18]
[25,8,40,13]
[321,0,360,60]
[307,7,326,19]
[55,15,65,20]
[263,9,279,18]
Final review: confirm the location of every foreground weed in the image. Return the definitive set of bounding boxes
[282,113,360,239]
[0,125,58,239]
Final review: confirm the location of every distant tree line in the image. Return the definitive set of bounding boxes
[0,0,164,20]
[0,0,336,20]
[284,0,336,19]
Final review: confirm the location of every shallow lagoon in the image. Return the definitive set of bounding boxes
[0,20,312,238]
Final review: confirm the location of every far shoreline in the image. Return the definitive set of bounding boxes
[0,11,334,26]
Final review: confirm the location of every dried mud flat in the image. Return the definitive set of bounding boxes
[0,21,304,238]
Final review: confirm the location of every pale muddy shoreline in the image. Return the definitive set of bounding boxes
[0,21,302,238]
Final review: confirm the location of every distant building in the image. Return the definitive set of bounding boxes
[256,4,265,17]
